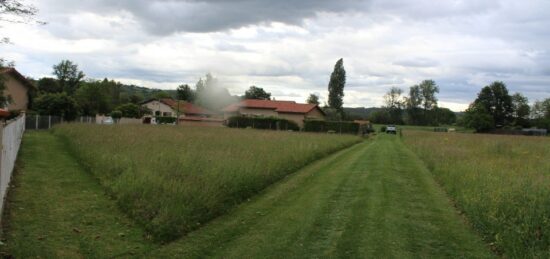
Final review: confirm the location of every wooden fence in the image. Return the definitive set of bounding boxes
[0,113,26,216]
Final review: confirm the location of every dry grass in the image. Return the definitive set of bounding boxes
[403,131,550,258]
[53,124,362,242]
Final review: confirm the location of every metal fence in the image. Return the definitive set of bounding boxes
[0,113,25,216]
[25,115,96,130]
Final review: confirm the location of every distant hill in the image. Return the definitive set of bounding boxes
[344,107,382,120]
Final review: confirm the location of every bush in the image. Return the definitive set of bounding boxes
[110,110,122,119]
[380,126,387,132]
[227,116,299,131]
[33,92,79,121]
[156,116,176,124]
[303,120,359,135]
[115,103,141,118]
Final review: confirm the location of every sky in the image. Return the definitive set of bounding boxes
[1,0,550,111]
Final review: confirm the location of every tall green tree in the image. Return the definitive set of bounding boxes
[419,79,439,111]
[52,60,85,95]
[244,86,271,100]
[511,93,530,127]
[384,87,404,124]
[473,81,513,127]
[327,58,346,115]
[406,85,423,125]
[177,84,195,102]
[75,80,111,116]
[463,102,494,132]
[306,93,320,105]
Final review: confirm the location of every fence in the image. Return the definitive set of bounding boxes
[0,113,26,216]
[25,115,96,130]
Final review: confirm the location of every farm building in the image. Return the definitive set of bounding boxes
[0,67,34,111]
[222,99,325,128]
[141,98,224,126]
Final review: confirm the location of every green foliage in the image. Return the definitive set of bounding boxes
[384,87,404,124]
[303,120,359,135]
[511,93,530,127]
[36,77,61,93]
[328,58,346,114]
[244,86,271,100]
[0,74,10,108]
[227,116,299,131]
[322,107,344,121]
[33,92,79,120]
[463,102,495,132]
[176,84,195,102]
[405,132,550,258]
[115,103,141,118]
[155,116,176,124]
[52,60,85,95]
[53,124,361,242]
[380,125,387,132]
[474,81,513,127]
[110,110,122,119]
[306,93,320,105]
[75,80,111,116]
[405,80,440,125]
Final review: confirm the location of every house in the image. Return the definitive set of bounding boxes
[222,99,325,128]
[141,98,224,126]
[0,68,34,110]
[141,98,215,118]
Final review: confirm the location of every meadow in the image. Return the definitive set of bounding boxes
[403,131,550,258]
[52,124,362,242]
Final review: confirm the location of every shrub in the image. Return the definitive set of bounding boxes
[227,116,299,131]
[303,120,359,135]
[110,110,122,119]
[380,126,387,132]
[156,116,176,124]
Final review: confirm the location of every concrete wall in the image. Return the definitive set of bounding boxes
[2,74,28,110]
[239,107,278,117]
[118,118,142,124]
[142,101,175,117]
[277,113,306,128]
[179,120,224,127]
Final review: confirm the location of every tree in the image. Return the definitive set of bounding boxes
[419,80,439,111]
[177,84,195,102]
[52,60,85,95]
[531,98,550,130]
[463,102,494,132]
[306,93,320,105]
[384,87,404,124]
[511,93,530,127]
[114,103,141,118]
[405,85,423,125]
[194,73,238,110]
[328,58,346,115]
[152,90,171,99]
[473,81,513,128]
[244,86,271,100]
[36,77,62,93]
[74,80,111,116]
[433,107,456,125]
[33,92,79,120]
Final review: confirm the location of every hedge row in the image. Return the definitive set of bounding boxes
[304,120,360,134]
[227,116,300,131]
[156,116,177,124]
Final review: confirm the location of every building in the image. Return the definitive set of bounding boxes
[141,98,224,126]
[141,98,215,118]
[222,99,325,128]
[0,68,34,110]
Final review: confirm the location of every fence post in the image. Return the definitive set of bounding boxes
[48,115,51,129]
[35,114,38,130]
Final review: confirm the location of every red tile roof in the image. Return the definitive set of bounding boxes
[159,98,215,116]
[223,99,324,115]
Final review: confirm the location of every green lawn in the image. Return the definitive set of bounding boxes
[1,131,492,258]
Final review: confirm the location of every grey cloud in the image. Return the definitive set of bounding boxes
[393,58,439,68]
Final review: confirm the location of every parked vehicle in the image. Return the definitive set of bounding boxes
[102,117,114,125]
[386,125,397,134]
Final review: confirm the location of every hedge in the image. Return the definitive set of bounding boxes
[156,116,177,124]
[227,116,300,131]
[304,120,360,135]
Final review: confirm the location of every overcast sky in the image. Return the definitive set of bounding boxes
[2,0,550,111]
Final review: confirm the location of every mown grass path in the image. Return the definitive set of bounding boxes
[154,134,492,258]
[1,131,493,258]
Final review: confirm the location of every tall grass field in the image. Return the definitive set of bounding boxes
[403,131,550,258]
[53,124,361,242]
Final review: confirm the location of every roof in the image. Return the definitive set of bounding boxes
[141,98,215,115]
[223,99,325,115]
[0,67,35,90]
